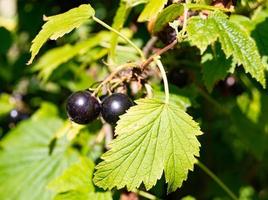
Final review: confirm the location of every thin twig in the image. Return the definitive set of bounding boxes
[92,39,179,95]
[141,40,178,69]
[92,62,138,96]
[143,36,158,58]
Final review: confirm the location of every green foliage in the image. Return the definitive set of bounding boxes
[187,11,266,88]
[1,1,268,199]
[48,157,112,200]
[0,93,15,116]
[93,98,202,193]
[32,31,110,81]
[0,103,78,200]
[202,44,235,91]
[28,4,95,64]
[109,1,130,64]
[138,0,168,22]
[153,4,184,34]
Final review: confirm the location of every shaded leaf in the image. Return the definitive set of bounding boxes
[202,44,235,92]
[0,103,78,200]
[32,32,109,81]
[48,157,112,200]
[0,93,15,116]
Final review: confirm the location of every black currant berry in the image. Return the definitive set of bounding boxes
[216,76,244,96]
[66,91,100,124]
[157,25,177,45]
[168,68,190,88]
[9,109,29,124]
[101,93,134,125]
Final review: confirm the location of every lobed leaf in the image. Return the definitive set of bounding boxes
[93,98,202,193]
[28,4,95,64]
[187,11,266,88]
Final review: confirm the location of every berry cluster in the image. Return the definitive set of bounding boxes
[66,91,134,125]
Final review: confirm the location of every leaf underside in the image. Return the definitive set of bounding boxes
[93,98,202,193]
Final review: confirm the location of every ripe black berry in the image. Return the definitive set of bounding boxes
[9,109,29,124]
[101,93,134,125]
[216,76,244,96]
[157,25,177,45]
[168,68,190,88]
[66,91,100,124]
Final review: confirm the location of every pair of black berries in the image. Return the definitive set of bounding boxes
[66,91,134,125]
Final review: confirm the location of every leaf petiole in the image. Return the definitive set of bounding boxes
[185,3,234,13]
[155,58,170,104]
[93,16,145,61]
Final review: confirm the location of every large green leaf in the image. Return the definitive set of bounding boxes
[138,0,168,22]
[48,157,112,200]
[93,98,202,193]
[187,11,266,88]
[0,103,78,200]
[28,4,95,64]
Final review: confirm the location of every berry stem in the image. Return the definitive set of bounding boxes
[142,39,177,69]
[197,161,239,200]
[133,189,161,200]
[155,58,170,104]
[93,16,145,61]
[92,62,138,96]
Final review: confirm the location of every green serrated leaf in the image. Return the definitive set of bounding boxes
[187,16,218,53]
[187,11,266,88]
[0,104,78,200]
[138,0,168,22]
[93,98,202,193]
[202,44,235,92]
[28,4,95,64]
[48,157,112,200]
[153,4,184,34]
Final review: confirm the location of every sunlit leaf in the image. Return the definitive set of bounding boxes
[138,0,168,22]
[28,4,95,64]
[93,98,202,193]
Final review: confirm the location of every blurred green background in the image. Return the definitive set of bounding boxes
[0,0,268,199]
